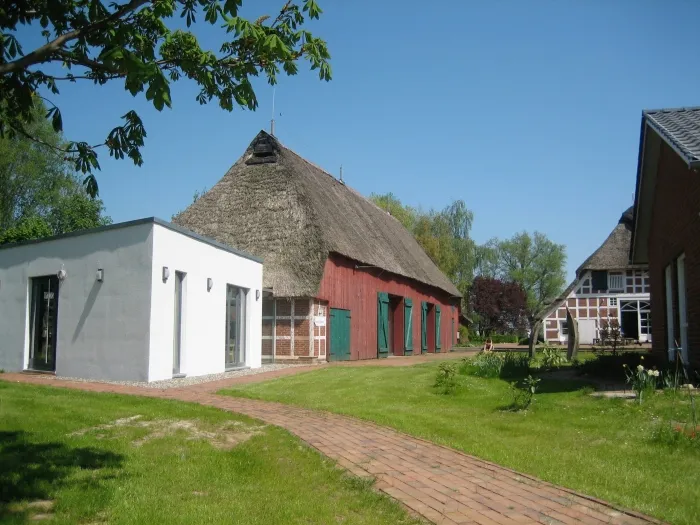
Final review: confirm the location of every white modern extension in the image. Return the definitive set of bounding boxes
[0,218,263,382]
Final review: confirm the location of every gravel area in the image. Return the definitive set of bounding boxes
[45,363,301,389]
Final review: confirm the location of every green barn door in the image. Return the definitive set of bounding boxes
[435,305,442,351]
[377,292,389,358]
[330,309,351,361]
[421,301,428,354]
[404,298,413,355]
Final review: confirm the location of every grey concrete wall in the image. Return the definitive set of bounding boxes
[0,224,153,380]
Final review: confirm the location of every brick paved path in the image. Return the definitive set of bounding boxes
[1,373,663,525]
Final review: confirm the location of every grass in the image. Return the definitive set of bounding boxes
[222,362,700,525]
[0,382,420,525]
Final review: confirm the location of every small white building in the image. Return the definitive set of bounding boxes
[0,218,263,382]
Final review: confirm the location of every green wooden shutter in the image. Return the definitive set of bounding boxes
[404,298,413,354]
[435,305,442,350]
[421,301,428,353]
[377,292,389,357]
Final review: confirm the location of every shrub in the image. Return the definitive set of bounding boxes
[468,334,520,345]
[434,362,458,394]
[575,351,661,381]
[599,318,622,355]
[458,325,469,345]
[624,361,659,404]
[461,351,503,378]
[540,346,567,369]
[461,351,530,379]
[507,375,541,411]
[501,352,530,378]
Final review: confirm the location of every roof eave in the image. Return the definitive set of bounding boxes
[630,117,649,264]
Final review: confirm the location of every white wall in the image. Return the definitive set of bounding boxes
[0,224,153,380]
[148,224,263,381]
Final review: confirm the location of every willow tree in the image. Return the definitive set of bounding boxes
[0,0,331,195]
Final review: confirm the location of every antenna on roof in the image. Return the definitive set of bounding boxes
[270,87,276,136]
[339,164,344,184]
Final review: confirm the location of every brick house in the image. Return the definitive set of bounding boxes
[541,208,650,345]
[630,107,700,369]
[174,131,461,362]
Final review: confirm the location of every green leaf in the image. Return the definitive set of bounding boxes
[45,107,63,132]
[83,175,99,198]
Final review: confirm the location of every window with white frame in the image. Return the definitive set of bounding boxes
[640,311,651,336]
[608,272,624,291]
[577,277,591,295]
[560,320,569,336]
[609,297,618,307]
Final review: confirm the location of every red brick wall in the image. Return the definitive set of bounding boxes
[647,141,700,368]
[261,297,326,362]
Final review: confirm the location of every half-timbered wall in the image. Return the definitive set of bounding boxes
[544,269,651,344]
[262,297,327,362]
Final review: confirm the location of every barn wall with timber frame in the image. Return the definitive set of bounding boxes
[317,253,460,360]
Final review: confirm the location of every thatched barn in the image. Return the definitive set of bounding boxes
[540,207,650,345]
[173,131,462,362]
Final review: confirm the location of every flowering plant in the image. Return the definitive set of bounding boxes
[623,358,659,404]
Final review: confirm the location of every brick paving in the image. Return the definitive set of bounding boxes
[1,372,664,525]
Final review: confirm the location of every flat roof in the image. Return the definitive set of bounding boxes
[0,217,263,264]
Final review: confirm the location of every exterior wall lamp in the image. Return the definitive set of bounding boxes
[207,278,213,292]
[57,268,67,281]
[162,266,170,282]
[96,268,104,282]
[256,289,260,301]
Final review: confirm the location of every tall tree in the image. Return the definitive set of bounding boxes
[493,231,566,322]
[469,276,527,336]
[0,100,111,245]
[1,0,331,196]
[370,192,418,232]
[369,193,476,302]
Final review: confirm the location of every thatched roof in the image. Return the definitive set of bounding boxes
[173,131,461,298]
[575,207,643,276]
[536,207,643,321]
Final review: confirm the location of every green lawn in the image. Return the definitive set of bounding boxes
[222,362,700,525]
[0,382,420,525]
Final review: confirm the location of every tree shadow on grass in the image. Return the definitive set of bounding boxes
[0,430,123,522]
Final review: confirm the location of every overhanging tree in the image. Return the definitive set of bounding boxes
[0,0,331,195]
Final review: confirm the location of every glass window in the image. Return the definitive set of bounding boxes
[560,320,569,336]
[640,311,651,335]
[226,285,247,368]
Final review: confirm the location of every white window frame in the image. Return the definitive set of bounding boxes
[560,320,569,336]
[609,297,618,307]
[677,254,688,364]
[608,272,624,292]
[665,264,675,360]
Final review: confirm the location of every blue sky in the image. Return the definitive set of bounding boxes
[45,1,700,279]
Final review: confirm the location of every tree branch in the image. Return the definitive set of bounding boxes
[0,0,151,75]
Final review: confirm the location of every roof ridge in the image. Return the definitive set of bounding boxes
[265,131,408,227]
[643,106,700,115]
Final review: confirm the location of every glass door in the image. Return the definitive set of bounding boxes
[225,285,247,368]
[173,271,185,375]
[29,276,59,372]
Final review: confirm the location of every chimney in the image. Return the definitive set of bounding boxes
[339,165,344,184]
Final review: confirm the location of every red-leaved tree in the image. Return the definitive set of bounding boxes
[469,277,527,335]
